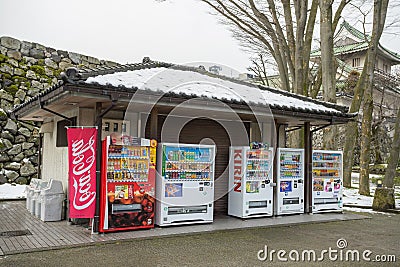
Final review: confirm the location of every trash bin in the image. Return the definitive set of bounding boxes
[30,181,48,215]
[40,179,64,221]
[26,178,40,210]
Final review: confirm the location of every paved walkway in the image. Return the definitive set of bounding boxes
[0,200,367,256]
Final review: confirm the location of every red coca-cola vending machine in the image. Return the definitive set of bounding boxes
[99,135,157,232]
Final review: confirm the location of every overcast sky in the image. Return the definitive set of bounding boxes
[0,0,399,75]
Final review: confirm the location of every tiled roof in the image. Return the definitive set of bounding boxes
[311,42,369,57]
[311,21,400,61]
[341,21,369,41]
[12,59,355,119]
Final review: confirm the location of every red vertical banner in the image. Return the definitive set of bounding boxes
[67,127,97,218]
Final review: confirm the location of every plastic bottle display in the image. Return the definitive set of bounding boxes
[279,152,302,178]
[162,147,212,180]
[107,145,150,181]
[246,149,271,180]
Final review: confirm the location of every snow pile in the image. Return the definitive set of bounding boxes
[0,183,26,199]
[86,67,340,113]
[343,187,375,207]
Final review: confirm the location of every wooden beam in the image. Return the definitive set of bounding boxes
[150,107,158,140]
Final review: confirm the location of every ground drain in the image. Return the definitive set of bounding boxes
[0,229,32,237]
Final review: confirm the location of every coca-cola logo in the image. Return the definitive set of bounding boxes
[71,135,96,210]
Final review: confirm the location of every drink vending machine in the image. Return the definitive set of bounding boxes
[99,136,157,232]
[228,144,274,218]
[156,143,215,226]
[312,150,343,213]
[276,148,305,215]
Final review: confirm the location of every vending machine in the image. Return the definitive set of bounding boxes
[155,143,215,226]
[276,148,305,215]
[312,150,343,213]
[99,136,157,232]
[228,145,274,218]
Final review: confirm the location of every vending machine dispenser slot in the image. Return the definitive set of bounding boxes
[111,204,142,214]
[167,205,208,215]
[314,198,339,204]
[248,200,268,208]
[283,197,300,205]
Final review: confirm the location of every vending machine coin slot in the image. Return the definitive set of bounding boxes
[283,197,300,205]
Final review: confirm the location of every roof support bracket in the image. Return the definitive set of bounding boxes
[285,126,303,133]
[311,120,334,133]
[40,103,73,122]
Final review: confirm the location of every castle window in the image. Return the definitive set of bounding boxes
[383,64,389,73]
[352,57,360,67]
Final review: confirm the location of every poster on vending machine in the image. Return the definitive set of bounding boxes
[280,181,292,192]
[313,179,324,191]
[165,183,183,197]
[246,181,260,193]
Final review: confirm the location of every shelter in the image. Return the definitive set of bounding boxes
[11,59,356,232]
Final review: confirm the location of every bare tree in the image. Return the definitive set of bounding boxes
[372,105,400,210]
[320,0,338,150]
[342,1,391,188]
[201,1,348,94]
[383,106,400,189]
[201,0,350,148]
[357,0,389,196]
[247,53,273,86]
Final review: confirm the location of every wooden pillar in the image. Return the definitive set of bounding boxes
[304,122,313,214]
[150,108,158,140]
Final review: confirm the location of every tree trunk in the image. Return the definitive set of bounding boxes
[343,0,389,189]
[372,107,400,210]
[359,97,373,196]
[383,106,400,188]
[358,0,389,196]
[343,120,358,187]
[372,188,395,211]
[319,0,338,150]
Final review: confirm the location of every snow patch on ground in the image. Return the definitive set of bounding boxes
[343,173,400,210]
[0,183,27,199]
[342,206,393,215]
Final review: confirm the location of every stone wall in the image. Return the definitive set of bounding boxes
[0,36,119,185]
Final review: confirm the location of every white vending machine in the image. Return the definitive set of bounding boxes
[276,148,305,215]
[312,150,343,213]
[155,143,215,226]
[228,146,274,218]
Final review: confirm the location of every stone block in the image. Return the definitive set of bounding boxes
[0,37,21,50]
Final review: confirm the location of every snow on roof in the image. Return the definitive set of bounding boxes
[85,67,340,114]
